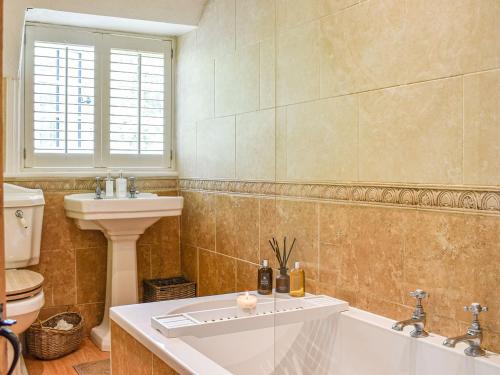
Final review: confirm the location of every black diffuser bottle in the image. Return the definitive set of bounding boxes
[268,237,296,294]
[257,259,273,295]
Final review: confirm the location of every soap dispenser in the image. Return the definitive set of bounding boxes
[289,261,305,297]
[116,171,127,198]
[105,171,114,198]
[257,259,273,295]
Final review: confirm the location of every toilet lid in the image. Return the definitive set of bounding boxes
[6,269,44,301]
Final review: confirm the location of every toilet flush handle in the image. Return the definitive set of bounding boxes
[15,210,28,229]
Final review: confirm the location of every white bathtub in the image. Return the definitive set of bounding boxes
[110,293,500,375]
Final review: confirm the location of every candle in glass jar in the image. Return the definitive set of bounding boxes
[237,291,258,311]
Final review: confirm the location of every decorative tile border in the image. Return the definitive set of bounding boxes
[5,177,178,193]
[179,179,500,214]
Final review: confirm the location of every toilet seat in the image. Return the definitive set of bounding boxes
[6,269,44,302]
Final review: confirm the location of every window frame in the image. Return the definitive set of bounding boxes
[22,24,174,173]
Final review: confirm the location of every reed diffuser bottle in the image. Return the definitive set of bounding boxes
[268,237,296,294]
[276,267,290,293]
[289,261,305,297]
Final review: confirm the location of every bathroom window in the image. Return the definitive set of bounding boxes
[23,25,172,170]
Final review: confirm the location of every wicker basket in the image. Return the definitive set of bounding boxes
[143,276,196,302]
[26,312,84,360]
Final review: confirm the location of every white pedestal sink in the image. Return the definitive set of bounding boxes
[64,193,183,351]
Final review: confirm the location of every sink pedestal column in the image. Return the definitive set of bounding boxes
[91,234,140,351]
[83,217,159,351]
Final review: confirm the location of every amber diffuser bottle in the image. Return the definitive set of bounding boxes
[257,259,273,295]
[289,261,305,297]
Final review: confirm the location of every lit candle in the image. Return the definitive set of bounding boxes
[237,291,258,312]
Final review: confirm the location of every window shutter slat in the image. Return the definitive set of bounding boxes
[109,49,165,155]
[32,41,95,155]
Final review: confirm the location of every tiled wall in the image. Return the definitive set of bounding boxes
[180,189,500,353]
[176,0,500,354]
[111,321,178,375]
[176,0,500,186]
[6,178,180,336]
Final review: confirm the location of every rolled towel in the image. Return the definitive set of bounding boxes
[54,319,74,331]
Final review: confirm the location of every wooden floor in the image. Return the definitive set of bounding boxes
[24,338,109,375]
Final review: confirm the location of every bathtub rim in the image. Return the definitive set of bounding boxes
[110,293,500,375]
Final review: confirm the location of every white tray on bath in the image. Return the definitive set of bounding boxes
[151,295,348,338]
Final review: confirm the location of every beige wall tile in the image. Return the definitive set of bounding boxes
[275,107,287,181]
[321,0,359,15]
[275,199,318,280]
[405,0,500,80]
[137,244,151,301]
[320,0,407,97]
[196,0,236,59]
[197,117,236,179]
[358,78,463,184]
[181,245,198,285]
[464,70,500,186]
[236,0,275,48]
[111,321,152,375]
[236,260,259,292]
[215,44,260,116]
[284,96,357,182]
[277,0,323,30]
[260,38,276,109]
[176,120,197,178]
[259,197,279,269]
[215,194,260,263]
[151,218,181,279]
[176,33,214,124]
[76,247,107,304]
[277,21,320,106]
[320,0,500,98]
[181,191,216,251]
[198,250,236,296]
[40,193,73,252]
[153,354,179,375]
[236,109,275,181]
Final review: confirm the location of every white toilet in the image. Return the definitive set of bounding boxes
[3,183,45,371]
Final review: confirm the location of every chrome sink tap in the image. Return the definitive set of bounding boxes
[129,177,138,198]
[94,177,102,199]
[443,303,488,357]
[392,289,429,338]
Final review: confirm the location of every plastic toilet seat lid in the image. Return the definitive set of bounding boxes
[6,269,44,301]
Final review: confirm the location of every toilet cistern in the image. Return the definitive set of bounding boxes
[64,190,183,351]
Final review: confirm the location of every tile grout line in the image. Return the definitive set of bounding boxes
[195,66,500,125]
[461,75,465,186]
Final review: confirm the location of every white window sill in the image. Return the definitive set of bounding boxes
[4,169,179,179]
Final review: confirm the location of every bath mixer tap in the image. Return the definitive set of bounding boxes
[392,289,428,338]
[443,303,488,357]
[129,177,138,198]
[94,177,102,199]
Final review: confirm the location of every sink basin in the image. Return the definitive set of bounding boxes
[64,193,183,220]
[64,192,183,351]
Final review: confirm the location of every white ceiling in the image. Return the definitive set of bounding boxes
[25,8,197,36]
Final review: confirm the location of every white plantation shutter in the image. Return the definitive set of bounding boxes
[32,42,95,154]
[109,49,165,155]
[24,25,172,170]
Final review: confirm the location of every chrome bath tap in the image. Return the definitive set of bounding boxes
[443,303,488,357]
[392,289,428,338]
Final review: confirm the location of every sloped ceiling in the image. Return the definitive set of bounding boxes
[3,0,208,78]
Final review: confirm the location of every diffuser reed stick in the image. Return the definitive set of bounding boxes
[268,236,296,269]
